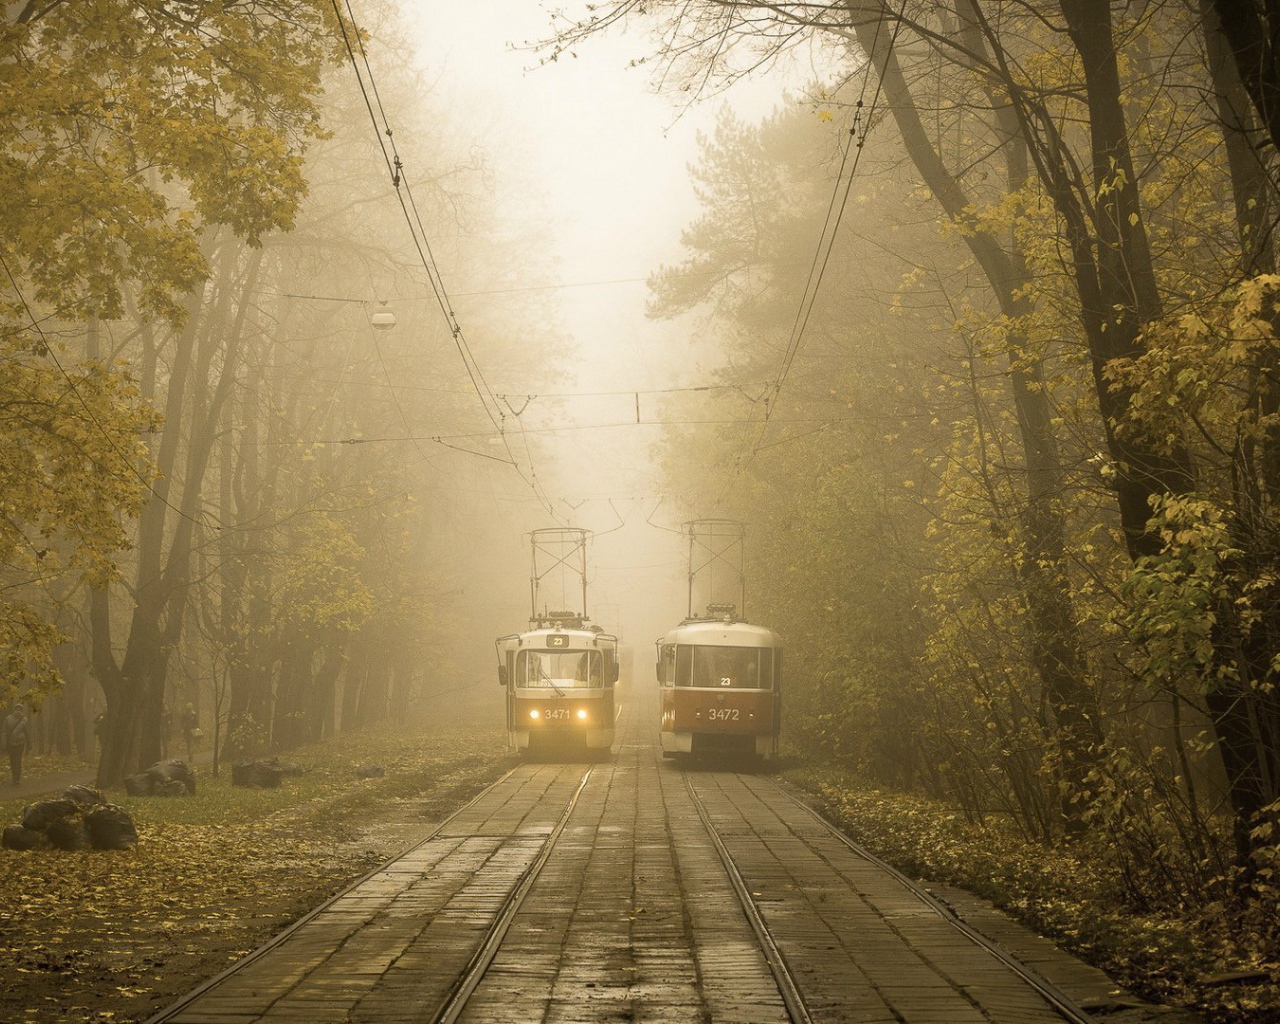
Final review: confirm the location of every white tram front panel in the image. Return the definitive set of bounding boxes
[497,626,619,754]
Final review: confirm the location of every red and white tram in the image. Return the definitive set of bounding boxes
[656,520,782,761]
[656,607,781,760]
[497,613,619,757]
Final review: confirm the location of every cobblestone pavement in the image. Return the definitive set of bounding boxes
[144,684,1198,1024]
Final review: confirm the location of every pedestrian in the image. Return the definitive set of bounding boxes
[181,703,199,762]
[3,703,29,785]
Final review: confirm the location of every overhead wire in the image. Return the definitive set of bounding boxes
[763,6,901,432]
[257,416,849,448]
[330,0,562,522]
[709,0,906,512]
[330,0,896,528]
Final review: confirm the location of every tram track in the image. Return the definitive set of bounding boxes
[755,773,1100,1024]
[683,771,815,1024]
[146,692,1120,1024]
[144,764,595,1024]
[435,768,592,1023]
[684,766,1101,1024]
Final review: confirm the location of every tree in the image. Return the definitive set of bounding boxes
[1,0,343,328]
[2,0,349,781]
[0,327,157,705]
[553,0,1280,868]
[1207,0,1280,158]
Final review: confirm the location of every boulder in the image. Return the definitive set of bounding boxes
[124,759,196,796]
[232,760,285,788]
[148,759,197,795]
[46,816,90,851]
[61,785,106,807]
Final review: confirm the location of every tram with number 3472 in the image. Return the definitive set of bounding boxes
[656,520,782,761]
[656,606,780,760]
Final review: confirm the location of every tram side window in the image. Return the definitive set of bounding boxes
[657,644,676,687]
[674,645,693,687]
[580,652,603,686]
[759,650,773,691]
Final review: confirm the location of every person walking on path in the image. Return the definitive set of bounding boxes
[181,703,199,762]
[3,703,29,785]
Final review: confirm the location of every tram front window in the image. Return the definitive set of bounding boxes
[516,649,603,688]
[678,645,772,689]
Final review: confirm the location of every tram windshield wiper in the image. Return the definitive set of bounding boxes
[537,664,566,697]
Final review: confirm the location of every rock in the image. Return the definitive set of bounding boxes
[61,785,106,807]
[148,759,197,795]
[232,760,285,788]
[268,757,305,777]
[355,763,385,778]
[125,759,197,797]
[46,816,90,851]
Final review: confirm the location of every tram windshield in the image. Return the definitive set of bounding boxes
[674,645,774,689]
[515,649,604,689]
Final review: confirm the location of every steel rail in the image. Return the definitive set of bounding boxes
[434,766,594,1024]
[142,765,523,1024]
[749,774,1101,1024]
[683,771,815,1024]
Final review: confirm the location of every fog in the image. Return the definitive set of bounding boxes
[9,4,1274,989]
[390,2,816,688]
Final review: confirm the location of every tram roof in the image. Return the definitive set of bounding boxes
[496,625,618,647]
[656,618,781,647]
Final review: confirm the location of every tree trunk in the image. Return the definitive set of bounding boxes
[1208,0,1280,157]
[849,0,1103,828]
[93,241,260,783]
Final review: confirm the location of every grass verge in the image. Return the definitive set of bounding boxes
[784,762,1280,1024]
[0,722,513,1024]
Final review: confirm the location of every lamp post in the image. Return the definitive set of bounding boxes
[284,293,396,331]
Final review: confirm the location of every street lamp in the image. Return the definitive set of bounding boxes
[283,293,397,331]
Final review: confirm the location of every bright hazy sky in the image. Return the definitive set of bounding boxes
[409,3,734,282]
[396,3,820,634]
[403,2,811,374]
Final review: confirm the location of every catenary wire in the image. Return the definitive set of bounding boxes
[710,1,906,513]
[330,0,563,522]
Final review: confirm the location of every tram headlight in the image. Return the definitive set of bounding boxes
[576,708,588,721]
[529,709,540,720]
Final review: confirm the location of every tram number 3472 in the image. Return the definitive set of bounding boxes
[706,707,740,721]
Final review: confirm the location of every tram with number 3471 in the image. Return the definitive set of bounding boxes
[497,612,619,757]
[495,528,619,759]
